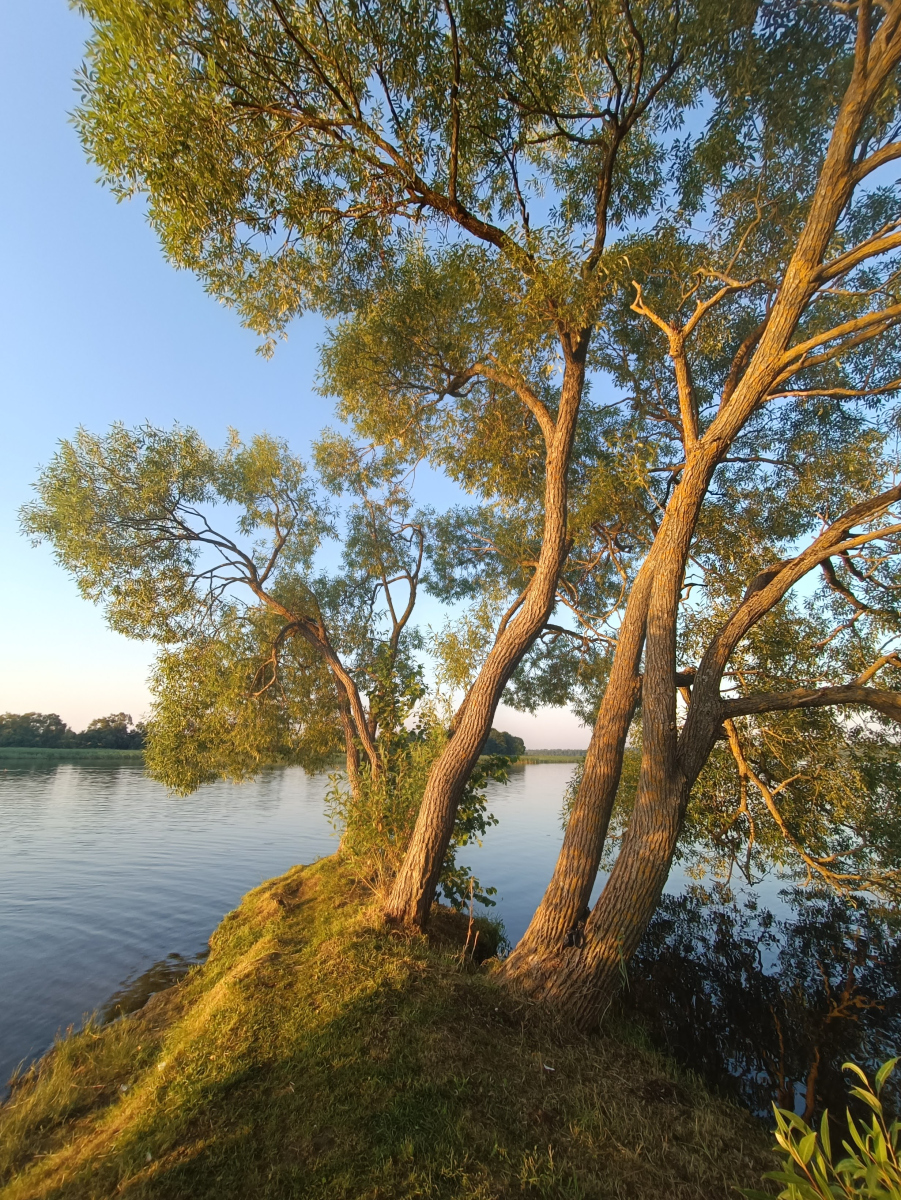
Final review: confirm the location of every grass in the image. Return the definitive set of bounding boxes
[0,748,144,761]
[518,756,585,764]
[0,857,775,1199]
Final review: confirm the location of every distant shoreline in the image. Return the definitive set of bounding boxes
[0,747,144,760]
[518,753,584,763]
[0,746,586,765]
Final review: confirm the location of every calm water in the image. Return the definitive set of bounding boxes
[0,759,584,1083]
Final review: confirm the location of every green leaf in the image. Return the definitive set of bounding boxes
[797,1131,818,1165]
[874,1058,898,1096]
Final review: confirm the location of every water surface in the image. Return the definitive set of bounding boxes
[0,759,579,1082]
[4,758,895,1122]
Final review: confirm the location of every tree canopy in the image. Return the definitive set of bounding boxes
[55,0,901,1023]
[0,712,146,749]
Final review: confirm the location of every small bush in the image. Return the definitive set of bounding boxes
[326,704,506,908]
[745,1058,901,1199]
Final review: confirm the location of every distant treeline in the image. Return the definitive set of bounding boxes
[0,712,146,750]
[483,729,525,756]
[522,749,587,756]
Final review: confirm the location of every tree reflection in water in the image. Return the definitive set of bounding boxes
[622,884,901,1122]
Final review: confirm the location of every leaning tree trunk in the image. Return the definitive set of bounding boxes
[528,770,690,1029]
[498,22,901,1019]
[338,704,363,806]
[385,340,588,928]
[506,527,703,1028]
[500,579,648,981]
[501,450,724,1021]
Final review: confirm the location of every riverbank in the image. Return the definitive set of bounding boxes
[0,856,774,1199]
[518,754,585,764]
[0,748,586,766]
[0,747,144,761]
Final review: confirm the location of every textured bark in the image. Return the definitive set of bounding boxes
[339,704,363,805]
[502,446,720,992]
[501,12,901,1025]
[533,773,688,1029]
[251,587,383,779]
[500,592,647,977]
[385,339,589,927]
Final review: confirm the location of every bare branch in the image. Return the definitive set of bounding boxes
[631,283,698,447]
[778,300,901,370]
[767,379,901,401]
[852,139,901,183]
[692,485,901,709]
[724,717,879,891]
[816,224,901,282]
[854,650,901,683]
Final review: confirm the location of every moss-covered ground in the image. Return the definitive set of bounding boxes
[0,858,775,1199]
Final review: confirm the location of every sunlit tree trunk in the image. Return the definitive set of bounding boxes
[339,704,363,806]
[501,13,901,1025]
[385,339,589,928]
[501,454,720,1010]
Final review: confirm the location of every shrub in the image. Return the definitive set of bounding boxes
[326,705,504,908]
[745,1059,900,1199]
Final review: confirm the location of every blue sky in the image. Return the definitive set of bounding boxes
[0,1,588,746]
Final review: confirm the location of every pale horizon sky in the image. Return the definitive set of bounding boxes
[0,1,590,748]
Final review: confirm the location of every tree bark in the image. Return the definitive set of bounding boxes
[384,336,589,928]
[339,704,363,805]
[501,444,720,1004]
[500,591,646,980]
[500,13,901,1026]
[526,772,688,1029]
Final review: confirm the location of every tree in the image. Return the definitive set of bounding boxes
[72,0,745,927]
[0,712,71,748]
[75,713,146,749]
[23,422,503,898]
[499,1,901,1027]
[21,424,419,794]
[483,728,525,757]
[68,0,901,1028]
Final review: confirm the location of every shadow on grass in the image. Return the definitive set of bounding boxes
[1,859,775,1200]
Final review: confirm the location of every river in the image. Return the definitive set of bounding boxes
[3,757,897,1121]
[1,758,587,1083]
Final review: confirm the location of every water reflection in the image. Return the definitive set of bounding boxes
[0,760,338,1083]
[623,883,901,1121]
[0,759,578,1084]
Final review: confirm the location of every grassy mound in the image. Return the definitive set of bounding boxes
[0,858,774,1199]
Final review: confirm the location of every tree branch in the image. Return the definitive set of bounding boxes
[450,361,556,443]
[722,682,901,722]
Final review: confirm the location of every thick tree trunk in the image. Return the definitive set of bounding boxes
[500,592,647,981]
[527,533,698,1028]
[385,340,588,928]
[507,14,901,1027]
[501,450,722,1017]
[524,772,688,1029]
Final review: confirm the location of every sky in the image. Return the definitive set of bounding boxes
[0,1,589,747]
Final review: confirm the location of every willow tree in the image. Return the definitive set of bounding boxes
[21,424,426,797]
[499,1,901,1027]
[72,0,745,926]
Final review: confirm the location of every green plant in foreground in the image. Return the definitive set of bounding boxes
[746,1059,901,1200]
